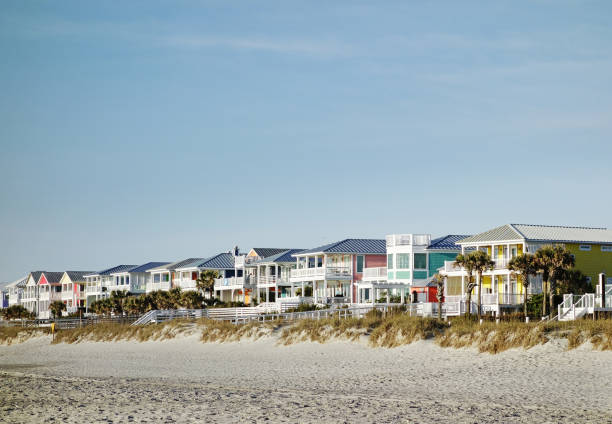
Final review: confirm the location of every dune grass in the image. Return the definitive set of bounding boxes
[0,326,50,345]
[11,311,612,353]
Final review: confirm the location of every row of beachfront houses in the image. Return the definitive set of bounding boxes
[3,223,612,319]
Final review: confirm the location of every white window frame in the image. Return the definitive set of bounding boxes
[579,245,592,251]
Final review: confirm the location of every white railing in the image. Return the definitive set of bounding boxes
[559,293,595,321]
[257,275,288,286]
[146,281,171,292]
[61,291,73,300]
[363,267,387,280]
[443,261,461,272]
[86,285,103,294]
[290,266,352,280]
[498,293,523,305]
[386,234,431,247]
[214,277,246,289]
[174,279,197,290]
[494,257,510,269]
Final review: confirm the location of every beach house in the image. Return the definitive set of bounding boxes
[6,276,27,307]
[251,249,304,303]
[289,239,386,304]
[108,262,169,294]
[84,265,137,310]
[59,271,94,315]
[359,234,466,303]
[37,272,65,319]
[440,224,612,314]
[21,271,43,315]
[148,258,205,292]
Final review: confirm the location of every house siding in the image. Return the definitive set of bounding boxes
[428,252,459,277]
[565,243,612,284]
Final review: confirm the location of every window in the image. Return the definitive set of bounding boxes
[396,253,410,269]
[317,256,323,268]
[356,255,364,273]
[579,245,592,251]
[601,245,612,252]
[414,253,427,270]
[387,254,394,269]
[308,257,316,268]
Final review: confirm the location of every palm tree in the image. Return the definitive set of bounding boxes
[433,273,445,320]
[557,269,589,295]
[49,301,66,319]
[181,291,204,309]
[534,246,554,316]
[109,290,129,315]
[508,253,538,317]
[196,270,219,299]
[548,245,575,312]
[168,287,183,308]
[454,253,476,317]
[471,250,495,320]
[124,296,144,315]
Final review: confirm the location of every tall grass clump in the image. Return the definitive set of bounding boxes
[198,318,279,342]
[369,314,446,347]
[0,326,50,345]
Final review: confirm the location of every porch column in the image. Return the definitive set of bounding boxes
[313,280,318,303]
[301,281,305,298]
[386,289,390,304]
[323,279,327,301]
[372,287,376,305]
[400,287,405,304]
[266,286,269,303]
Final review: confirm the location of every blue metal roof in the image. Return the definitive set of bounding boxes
[296,239,386,256]
[427,235,470,250]
[252,249,305,264]
[192,253,235,269]
[122,262,170,274]
[90,265,138,276]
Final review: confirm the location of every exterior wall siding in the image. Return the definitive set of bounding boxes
[428,252,459,277]
[565,243,612,284]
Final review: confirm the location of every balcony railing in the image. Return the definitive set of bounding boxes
[257,275,291,286]
[146,281,171,292]
[363,267,387,280]
[386,234,431,247]
[214,277,246,290]
[290,266,352,280]
[175,279,197,290]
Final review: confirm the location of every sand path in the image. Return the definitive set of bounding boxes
[1,335,612,423]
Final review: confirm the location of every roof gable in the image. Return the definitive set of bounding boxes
[39,272,64,284]
[427,235,470,250]
[192,253,235,269]
[252,249,305,264]
[250,248,292,259]
[64,271,95,283]
[457,225,523,244]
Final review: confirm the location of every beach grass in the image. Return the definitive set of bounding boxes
[12,313,612,353]
[0,325,50,345]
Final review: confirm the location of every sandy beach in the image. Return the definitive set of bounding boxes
[1,335,612,423]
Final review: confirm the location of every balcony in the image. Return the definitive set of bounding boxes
[362,267,387,281]
[61,290,73,301]
[290,266,352,282]
[214,277,246,290]
[386,234,431,247]
[146,281,171,292]
[174,278,197,290]
[257,275,291,287]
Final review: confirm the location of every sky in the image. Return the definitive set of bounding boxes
[1,1,612,283]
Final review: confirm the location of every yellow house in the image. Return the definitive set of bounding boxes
[441,224,612,314]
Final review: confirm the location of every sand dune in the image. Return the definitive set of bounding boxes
[1,335,612,423]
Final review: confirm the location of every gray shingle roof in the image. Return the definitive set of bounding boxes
[41,272,65,284]
[458,225,523,244]
[147,258,205,272]
[458,223,612,245]
[123,262,171,274]
[427,235,470,250]
[191,253,235,269]
[86,265,138,277]
[295,239,386,256]
[65,271,95,282]
[5,276,28,289]
[251,249,305,265]
[250,248,292,259]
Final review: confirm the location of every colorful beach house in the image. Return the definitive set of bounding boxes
[59,271,94,315]
[441,224,612,314]
[289,239,387,304]
[84,265,137,310]
[176,251,242,302]
[146,258,204,293]
[250,249,304,303]
[359,234,465,303]
[108,262,169,294]
[37,272,65,319]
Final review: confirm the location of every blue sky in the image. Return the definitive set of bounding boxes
[1,1,611,283]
